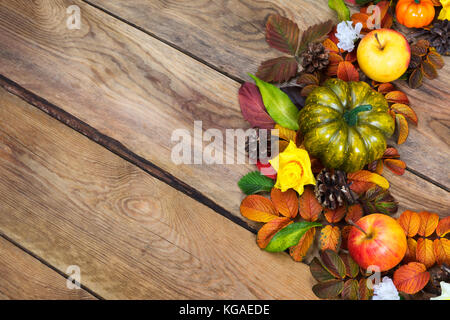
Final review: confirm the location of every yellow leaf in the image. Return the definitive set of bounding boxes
[347,170,389,190]
[274,124,296,142]
[433,238,450,266]
[398,210,421,237]
[240,195,278,222]
[417,211,440,237]
[416,238,436,269]
[319,225,341,252]
[396,113,409,145]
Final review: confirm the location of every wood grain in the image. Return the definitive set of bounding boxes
[0,0,447,223]
[0,86,317,299]
[87,0,450,187]
[0,236,96,300]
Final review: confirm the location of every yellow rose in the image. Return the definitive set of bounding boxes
[439,0,450,20]
[269,141,315,195]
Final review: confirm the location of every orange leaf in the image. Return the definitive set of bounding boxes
[384,159,406,175]
[326,63,339,77]
[416,238,436,268]
[433,238,450,266]
[319,225,341,252]
[351,13,369,29]
[378,83,395,94]
[323,38,339,53]
[240,195,278,222]
[404,238,418,263]
[337,61,359,82]
[345,50,357,63]
[345,204,363,223]
[324,206,346,223]
[390,104,418,125]
[328,51,344,65]
[436,216,450,237]
[289,228,316,262]
[385,91,410,105]
[256,217,293,249]
[383,147,400,159]
[398,210,421,237]
[393,262,430,294]
[341,225,352,250]
[271,188,298,218]
[347,170,389,192]
[417,211,440,237]
[395,113,409,145]
[299,187,322,222]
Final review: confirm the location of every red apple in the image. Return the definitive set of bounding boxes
[348,214,407,272]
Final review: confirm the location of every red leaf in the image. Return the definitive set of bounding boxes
[265,15,299,55]
[324,206,346,223]
[385,91,410,105]
[238,82,275,129]
[345,50,357,63]
[345,204,363,223]
[337,61,359,82]
[384,159,406,175]
[299,187,322,222]
[378,83,395,94]
[328,52,344,66]
[256,56,298,83]
[390,104,418,125]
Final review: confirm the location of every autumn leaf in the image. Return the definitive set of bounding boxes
[301,84,319,97]
[312,280,344,299]
[337,61,359,82]
[393,262,430,294]
[433,238,450,266]
[256,216,293,249]
[347,170,389,194]
[345,204,363,223]
[323,38,339,53]
[289,227,316,262]
[416,238,436,268]
[319,225,341,252]
[359,278,373,300]
[383,147,401,158]
[436,216,450,237]
[271,188,298,218]
[320,249,346,279]
[310,257,335,282]
[256,56,298,83]
[409,68,424,89]
[297,20,334,55]
[238,82,275,129]
[385,91,410,105]
[297,73,320,86]
[340,225,352,250]
[398,210,421,237]
[417,211,440,237]
[390,104,418,125]
[274,124,297,142]
[384,159,406,175]
[421,61,438,80]
[345,50,357,63]
[404,238,418,263]
[427,51,444,70]
[341,279,360,300]
[240,195,278,222]
[265,221,321,252]
[324,206,346,223]
[299,187,322,221]
[265,15,300,55]
[340,253,359,278]
[351,12,369,30]
[395,113,409,145]
[328,51,344,65]
[378,83,395,94]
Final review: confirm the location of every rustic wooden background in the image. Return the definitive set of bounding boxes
[0,0,448,299]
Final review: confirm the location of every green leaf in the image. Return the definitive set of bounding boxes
[328,0,350,21]
[340,253,360,278]
[265,221,321,252]
[249,74,300,130]
[312,279,344,299]
[310,257,336,282]
[320,249,346,279]
[238,171,274,195]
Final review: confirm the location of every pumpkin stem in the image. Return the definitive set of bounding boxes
[343,105,372,126]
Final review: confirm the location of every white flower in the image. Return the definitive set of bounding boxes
[431,282,450,300]
[372,277,400,300]
[335,21,363,52]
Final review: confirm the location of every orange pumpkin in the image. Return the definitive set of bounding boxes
[396,0,435,28]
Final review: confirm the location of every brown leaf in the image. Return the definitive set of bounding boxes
[337,61,359,82]
[395,113,409,145]
[359,278,373,300]
[416,238,436,268]
[385,91,410,105]
[404,238,418,263]
[391,104,418,125]
[345,204,363,223]
[409,68,424,89]
[324,206,346,223]
[328,51,344,65]
[326,63,339,76]
[384,159,406,175]
[421,61,438,80]
[340,253,359,278]
[256,217,293,249]
[340,225,352,250]
[265,15,300,55]
[341,279,360,300]
[320,249,346,279]
[436,216,450,237]
[319,225,341,252]
[289,227,316,262]
[427,51,444,70]
[240,195,278,222]
[411,43,429,57]
[312,280,344,299]
[271,188,298,218]
[398,210,421,237]
[297,20,334,55]
[433,238,450,266]
[297,73,319,86]
[345,50,357,63]
[383,147,400,159]
[256,56,298,83]
[300,84,318,97]
[378,83,395,94]
[393,262,430,294]
[310,257,335,282]
[299,187,322,221]
[417,211,440,237]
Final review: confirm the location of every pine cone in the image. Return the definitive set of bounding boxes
[314,169,358,210]
[301,42,330,73]
[420,19,449,56]
[245,129,273,161]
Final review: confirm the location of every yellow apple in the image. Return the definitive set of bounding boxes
[357,29,411,83]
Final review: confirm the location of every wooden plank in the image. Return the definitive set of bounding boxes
[0,0,447,231]
[0,236,96,300]
[0,87,317,299]
[87,0,450,187]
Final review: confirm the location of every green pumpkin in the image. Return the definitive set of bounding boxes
[298,79,395,173]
